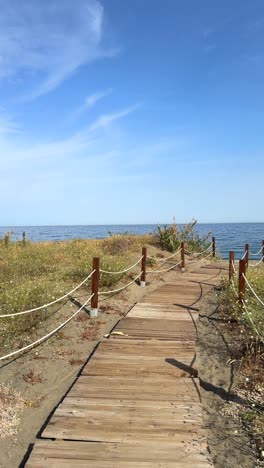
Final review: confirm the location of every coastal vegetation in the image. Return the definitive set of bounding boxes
[218,266,264,459]
[154,219,211,252]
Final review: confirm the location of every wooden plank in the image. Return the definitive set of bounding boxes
[111,317,196,341]
[26,440,213,467]
[42,414,206,442]
[69,376,201,402]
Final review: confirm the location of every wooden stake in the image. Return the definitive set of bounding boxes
[229,251,235,281]
[238,259,246,305]
[245,243,249,268]
[91,257,100,309]
[181,241,185,270]
[262,240,264,262]
[212,237,216,257]
[141,247,147,286]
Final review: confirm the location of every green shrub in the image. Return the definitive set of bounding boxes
[153,219,211,253]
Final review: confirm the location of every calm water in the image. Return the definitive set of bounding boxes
[1,223,264,260]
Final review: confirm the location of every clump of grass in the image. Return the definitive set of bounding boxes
[153,219,211,253]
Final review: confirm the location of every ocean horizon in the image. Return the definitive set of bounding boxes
[1,223,264,260]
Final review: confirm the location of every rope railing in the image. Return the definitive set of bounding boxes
[0,293,94,361]
[100,256,143,275]
[248,255,264,268]
[241,299,263,341]
[152,247,182,263]
[0,270,96,319]
[146,259,182,274]
[242,273,264,308]
[228,252,264,341]
[185,242,213,257]
[99,271,143,296]
[231,260,238,275]
[241,251,247,260]
[249,246,263,257]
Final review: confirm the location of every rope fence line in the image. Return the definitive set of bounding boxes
[249,246,263,256]
[146,259,182,274]
[153,247,182,263]
[98,271,143,296]
[100,256,143,275]
[242,273,264,308]
[0,293,94,361]
[241,251,247,260]
[241,299,263,341]
[248,255,264,268]
[0,270,96,319]
[185,242,213,257]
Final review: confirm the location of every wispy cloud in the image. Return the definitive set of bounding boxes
[72,89,112,119]
[0,114,20,135]
[89,104,141,131]
[0,0,116,99]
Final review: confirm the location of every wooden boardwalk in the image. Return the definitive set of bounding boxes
[25,262,228,467]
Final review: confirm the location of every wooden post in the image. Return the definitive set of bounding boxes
[91,257,100,310]
[262,240,264,262]
[181,241,185,271]
[245,243,249,268]
[141,247,147,287]
[238,259,246,305]
[229,251,235,281]
[212,237,216,257]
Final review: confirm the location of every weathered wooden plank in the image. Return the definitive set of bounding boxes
[127,303,199,322]
[111,317,197,341]
[26,440,213,467]
[69,376,201,402]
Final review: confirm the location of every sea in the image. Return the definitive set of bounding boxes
[1,223,264,260]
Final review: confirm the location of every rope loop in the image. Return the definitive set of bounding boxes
[248,255,264,268]
[146,259,182,274]
[100,256,143,275]
[99,271,142,296]
[242,273,264,308]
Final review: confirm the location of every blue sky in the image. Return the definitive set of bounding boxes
[0,0,264,225]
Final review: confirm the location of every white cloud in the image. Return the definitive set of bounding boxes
[0,0,113,98]
[89,104,140,131]
[72,89,112,119]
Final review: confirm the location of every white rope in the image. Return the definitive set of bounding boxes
[0,270,96,319]
[230,277,237,294]
[242,273,264,308]
[248,255,264,268]
[249,246,263,256]
[203,251,213,259]
[241,299,263,341]
[100,256,143,275]
[154,247,182,262]
[99,271,143,296]
[0,294,94,361]
[146,259,182,274]
[241,251,247,260]
[185,243,213,257]
[231,260,238,275]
